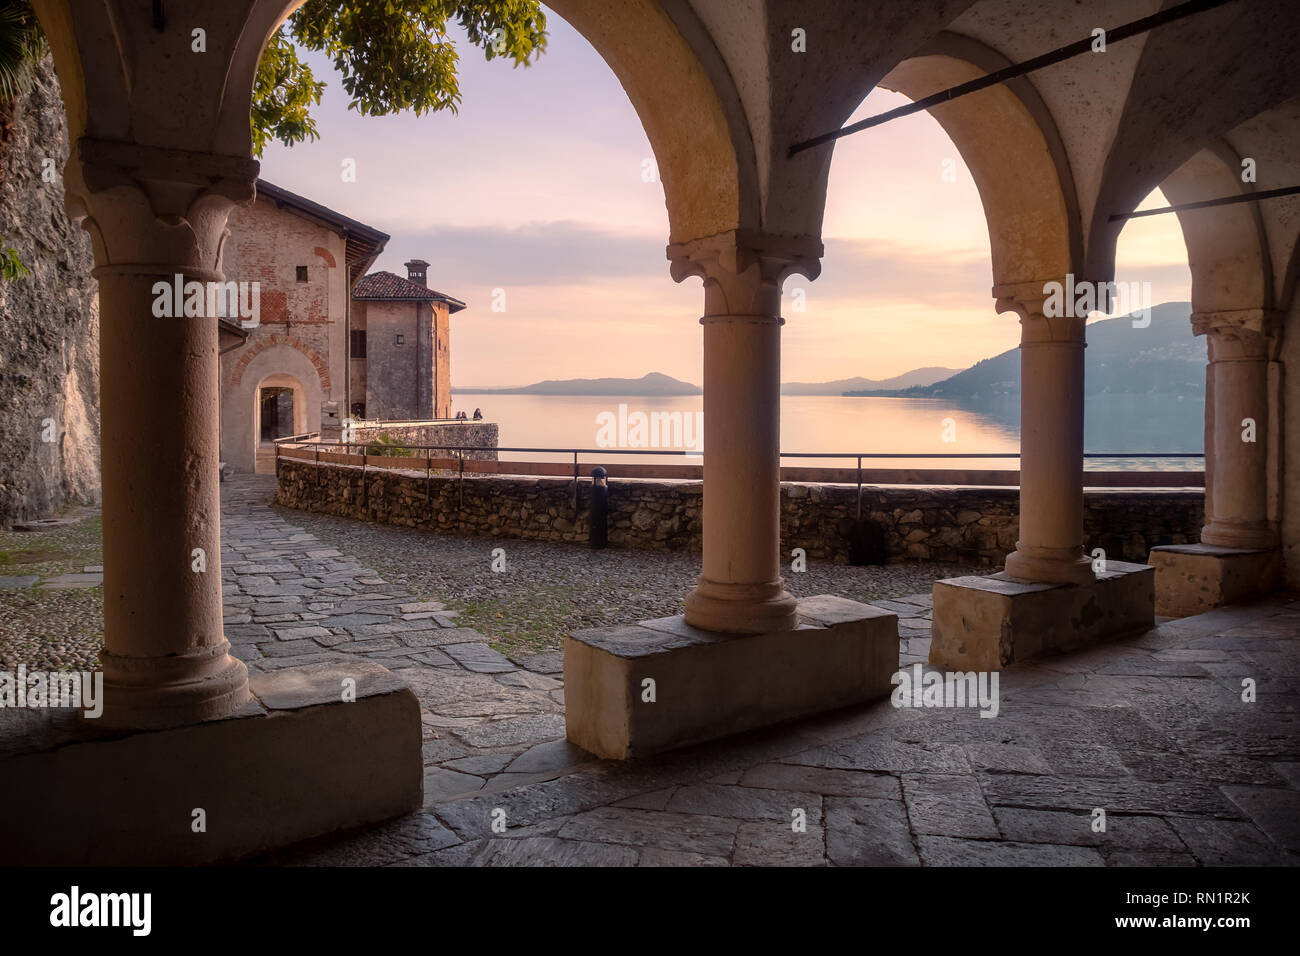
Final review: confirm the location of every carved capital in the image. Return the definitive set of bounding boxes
[1191,308,1280,361]
[64,138,259,277]
[667,229,823,319]
[992,278,1086,346]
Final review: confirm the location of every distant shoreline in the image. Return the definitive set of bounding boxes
[453,389,702,396]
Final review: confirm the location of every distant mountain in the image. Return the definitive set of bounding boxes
[845,302,1203,400]
[781,366,959,395]
[454,371,701,396]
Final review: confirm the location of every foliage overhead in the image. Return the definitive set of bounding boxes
[1,1,41,281]
[253,0,548,156]
[0,1,546,278]
[0,0,42,104]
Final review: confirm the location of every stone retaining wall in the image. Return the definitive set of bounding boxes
[348,421,499,461]
[276,458,1202,565]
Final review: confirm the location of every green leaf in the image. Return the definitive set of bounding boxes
[1,244,29,281]
[250,0,547,155]
[0,0,45,105]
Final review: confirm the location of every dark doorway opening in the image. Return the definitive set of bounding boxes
[260,386,295,441]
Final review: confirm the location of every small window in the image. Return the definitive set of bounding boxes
[395,334,404,346]
[296,266,308,282]
[350,329,366,358]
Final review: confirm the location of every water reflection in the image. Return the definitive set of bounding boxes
[452,392,1203,472]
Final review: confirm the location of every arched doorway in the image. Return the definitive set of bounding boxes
[254,372,307,473]
[223,341,325,474]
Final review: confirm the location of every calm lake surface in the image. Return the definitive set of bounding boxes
[448,393,1204,471]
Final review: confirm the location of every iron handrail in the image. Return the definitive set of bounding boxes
[279,440,1204,460]
[276,441,1205,512]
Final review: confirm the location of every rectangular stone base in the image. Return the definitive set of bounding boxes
[1148,543,1282,618]
[0,660,422,865]
[929,561,1154,671]
[564,595,898,759]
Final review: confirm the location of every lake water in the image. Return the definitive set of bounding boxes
[448,393,1204,471]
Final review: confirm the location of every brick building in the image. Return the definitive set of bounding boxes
[219,181,464,472]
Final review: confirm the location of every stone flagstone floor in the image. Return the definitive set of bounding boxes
[223,477,1300,867]
[221,478,568,803]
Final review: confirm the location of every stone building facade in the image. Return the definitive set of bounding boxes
[220,180,387,473]
[220,184,466,472]
[350,261,464,421]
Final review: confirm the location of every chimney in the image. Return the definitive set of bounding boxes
[404,259,429,288]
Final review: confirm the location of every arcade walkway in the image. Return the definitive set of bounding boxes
[224,478,1299,866]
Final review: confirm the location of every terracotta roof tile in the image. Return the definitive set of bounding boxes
[354,271,466,312]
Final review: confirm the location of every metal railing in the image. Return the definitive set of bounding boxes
[275,439,1205,515]
[347,417,493,427]
[273,431,320,445]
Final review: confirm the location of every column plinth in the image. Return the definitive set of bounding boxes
[668,231,821,634]
[996,281,1093,586]
[66,139,258,729]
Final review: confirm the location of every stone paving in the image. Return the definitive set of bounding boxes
[0,507,104,671]
[276,484,987,662]
[221,478,567,803]
[223,477,1300,867]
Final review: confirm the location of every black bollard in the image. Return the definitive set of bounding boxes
[589,466,609,549]
[847,517,888,566]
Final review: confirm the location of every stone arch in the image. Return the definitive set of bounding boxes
[31,0,753,245]
[221,340,324,474]
[1284,241,1300,322]
[230,334,330,389]
[543,0,756,241]
[31,0,292,155]
[876,34,1082,290]
[1083,1,1300,285]
[1161,142,1272,315]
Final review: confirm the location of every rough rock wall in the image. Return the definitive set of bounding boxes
[0,56,100,525]
[276,458,1204,566]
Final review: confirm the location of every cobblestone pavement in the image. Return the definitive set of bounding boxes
[0,508,104,672]
[222,477,566,805]
[274,489,987,658]
[226,476,1300,867]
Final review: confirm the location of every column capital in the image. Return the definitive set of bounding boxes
[667,229,822,318]
[1191,308,1281,361]
[64,137,259,277]
[992,278,1086,345]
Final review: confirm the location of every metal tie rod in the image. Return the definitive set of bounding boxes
[1109,184,1300,221]
[788,0,1238,157]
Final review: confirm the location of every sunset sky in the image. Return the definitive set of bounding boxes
[260,7,1192,388]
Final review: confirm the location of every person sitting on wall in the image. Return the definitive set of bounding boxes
[472,408,483,420]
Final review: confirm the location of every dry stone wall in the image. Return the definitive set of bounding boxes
[348,421,499,460]
[277,458,1202,565]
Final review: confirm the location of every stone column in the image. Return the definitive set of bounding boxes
[667,232,821,634]
[65,138,258,728]
[995,281,1094,585]
[1194,309,1279,549]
